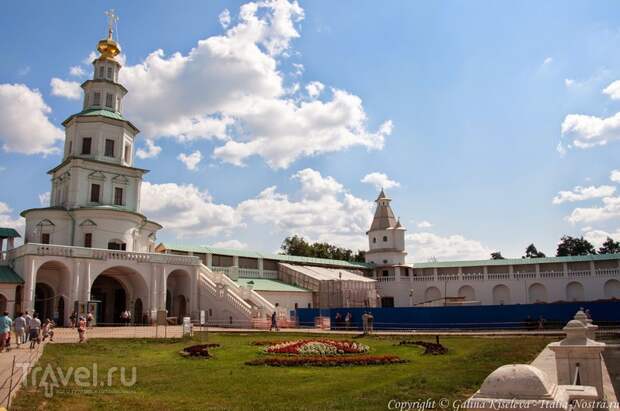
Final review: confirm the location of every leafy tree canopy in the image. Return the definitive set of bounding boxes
[280,235,365,262]
[598,237,620,254]
[523,243,546,258]
[490,251,505,260]
[556,235,596,257]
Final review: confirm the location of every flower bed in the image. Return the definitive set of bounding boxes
[263,339,369,356]
[246,355,406,367]
[179,343,221,358]
[398,340,447,355]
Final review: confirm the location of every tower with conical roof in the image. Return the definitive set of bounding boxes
[365,189,407,270]
[21,10,161,252]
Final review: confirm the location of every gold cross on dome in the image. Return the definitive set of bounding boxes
[105,9,119,39]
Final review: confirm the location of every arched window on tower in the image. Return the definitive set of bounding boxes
[382,236,388,242]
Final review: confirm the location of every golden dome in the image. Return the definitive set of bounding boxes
[96,37,121,61]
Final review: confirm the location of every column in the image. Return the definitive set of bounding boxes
[23,257,37,313]
[206,253,212,268]
[589,261,596,277]
[158,265,167,311]
[0,238,4,253]
[394,266,401,281]
[190,267,199,318]
[81,262,91,304]
[562,262,568,277]
[150,264,158,313]
[258,258,264,277]
[71,260,81,307]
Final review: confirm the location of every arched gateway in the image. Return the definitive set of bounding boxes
[90,266,149,325]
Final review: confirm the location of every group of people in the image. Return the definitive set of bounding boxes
[333,312,354,330]
[0,310,55,352]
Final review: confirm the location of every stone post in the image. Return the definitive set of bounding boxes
[573,309,598,340]
[548,320,606,399]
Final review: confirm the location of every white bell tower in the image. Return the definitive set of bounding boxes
[21,10,161,252]
[364,189,407,269]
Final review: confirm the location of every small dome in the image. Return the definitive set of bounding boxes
[478,364,555,399]
[573,310,587,322]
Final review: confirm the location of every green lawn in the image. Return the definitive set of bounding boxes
[11,333,553,411]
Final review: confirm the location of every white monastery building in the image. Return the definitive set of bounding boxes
[0,17,619,327]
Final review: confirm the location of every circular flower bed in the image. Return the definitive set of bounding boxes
[246,355,406,367]
[179,343,221,358]
[263,339,369,356]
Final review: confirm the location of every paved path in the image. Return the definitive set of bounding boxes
[0,341,45,408]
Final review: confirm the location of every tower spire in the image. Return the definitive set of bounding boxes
[97,10,121,61]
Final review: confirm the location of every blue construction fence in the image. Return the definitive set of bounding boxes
[295,300,620,330]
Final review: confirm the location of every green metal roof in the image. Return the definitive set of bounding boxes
[412,253,620,269]
[0,228,20,238]
[62,109,139,132]
[0,266,24,284]
[235,278,310,293]
[161,243,373,269]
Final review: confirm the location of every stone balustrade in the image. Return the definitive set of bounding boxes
[382,268,620,283]
[7,242,201,266]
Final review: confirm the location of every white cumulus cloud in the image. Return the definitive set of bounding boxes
[219,8,231,28]
[0,201,25,237]
[603,80,620,100]
[211,239,247,249]
[177,150,203,171]
[69,66,86,77]
[0,83,64,155]
[561,112,620,149]
[103,0,392,169]
[406,232,492,262]
[566,196,620,224]
[417,220,433,229]
[306,81,325,98]
[237,168,373,250]
[39,192,50,207]
[552,185,616,204]
[140,182,240,238]
[611,169,620,183]
[360,172,400,190]
[50,78,82,100]
[136,139,162,159]
[583,228,620,247]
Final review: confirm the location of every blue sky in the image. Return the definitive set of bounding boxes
[1,1,619,261]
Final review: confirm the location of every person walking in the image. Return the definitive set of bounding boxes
[270,311,279,332]
[13,312,26,348]
[77,316,87,343]
[29,313,41,350]
[0,311,12,352]
[345,312,352,330]
[86,311,94,328]
[24,310,32,342]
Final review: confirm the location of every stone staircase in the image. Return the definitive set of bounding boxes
[197,264,277,327]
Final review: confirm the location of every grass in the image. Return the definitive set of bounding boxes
[11,332,553,411]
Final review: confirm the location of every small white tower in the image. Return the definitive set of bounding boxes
[364,189,407,272]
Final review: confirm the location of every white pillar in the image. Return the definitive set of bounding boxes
[158,265,167,311]
[206,253,212,268]
[71,260,81,306]
[81,262,91,303]
[549,320,606,399]
[23,257,36,313]
[0,238,4,252]
[258,258,264,276]
[150,264,158,313]
[190,267,199,317]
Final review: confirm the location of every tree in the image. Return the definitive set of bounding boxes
[523,244,546,258]
[556,236,596,257]
[280,235,365,262]
[598,237,620,254]
[490,251,505,260]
